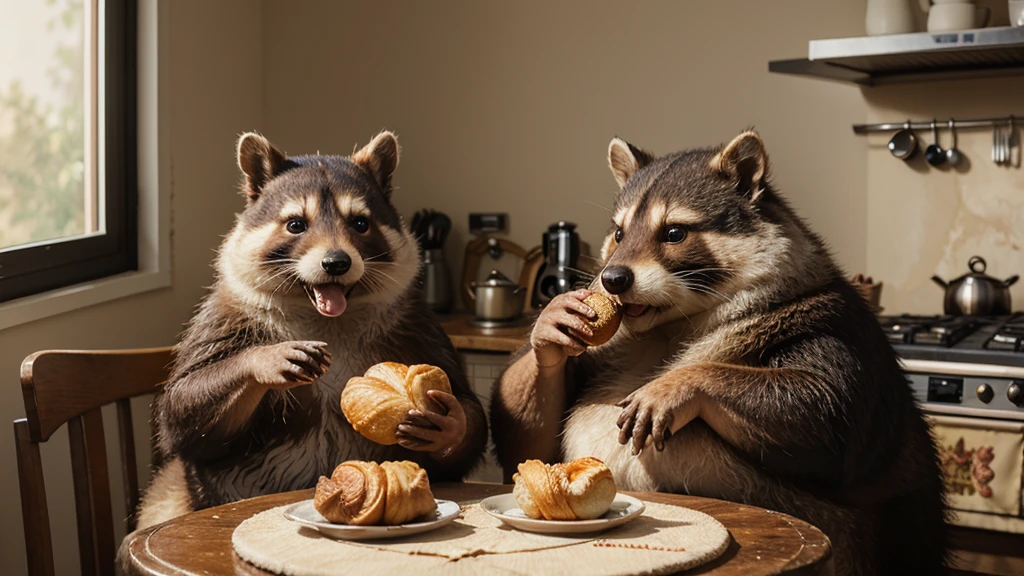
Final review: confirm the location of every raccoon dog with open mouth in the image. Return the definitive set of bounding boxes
[136,131,486,529]
[492,131,948,575]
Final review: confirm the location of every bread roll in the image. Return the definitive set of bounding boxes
[313,460,436,525]
[313,460,386,525]
[380,461,437,525]
[581,292,622,346]
[512,457,617,520]
[340,362,452,445]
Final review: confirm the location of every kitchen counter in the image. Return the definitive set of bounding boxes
[440,314,531,353]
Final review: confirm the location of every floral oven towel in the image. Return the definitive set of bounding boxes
[928,415,1024,516]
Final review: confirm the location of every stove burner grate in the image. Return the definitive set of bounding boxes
[984,313,1024,353]
[878,314,983,347]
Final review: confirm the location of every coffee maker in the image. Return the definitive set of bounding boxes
[532,221,583,308]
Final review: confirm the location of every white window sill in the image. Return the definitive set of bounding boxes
[0,268,172,331]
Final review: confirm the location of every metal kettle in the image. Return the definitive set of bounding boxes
[469,270,526,321]
[931,256,1019,316]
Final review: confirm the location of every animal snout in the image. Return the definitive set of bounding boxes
[601,266,634,295]
[321,251,352,276]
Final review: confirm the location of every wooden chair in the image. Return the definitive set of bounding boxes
[14,347,173,576]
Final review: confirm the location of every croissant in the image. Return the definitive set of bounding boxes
[340,362,453,445]
[313,460,436,525]
[512,457,617,520]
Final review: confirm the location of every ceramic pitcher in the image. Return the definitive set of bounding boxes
[866,0,917,35]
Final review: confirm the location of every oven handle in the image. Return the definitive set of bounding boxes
[926,414,1024,432]
[900,358,1024,379]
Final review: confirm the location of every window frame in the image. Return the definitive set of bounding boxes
[0,0,138,303]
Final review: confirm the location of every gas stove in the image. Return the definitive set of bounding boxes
[879,313,1024,368]
[881,314,1024,536]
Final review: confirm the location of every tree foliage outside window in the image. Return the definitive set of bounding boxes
[0,0,87,250]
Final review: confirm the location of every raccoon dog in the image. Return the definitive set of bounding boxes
[137,131,486,529]
[492,131,948,574]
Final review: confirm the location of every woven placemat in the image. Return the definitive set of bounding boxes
[233,500,730,576]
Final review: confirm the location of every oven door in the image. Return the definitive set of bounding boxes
[927,415,1024,530]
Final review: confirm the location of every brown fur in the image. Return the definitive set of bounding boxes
[492,131,948,575]
[137,132,486,529]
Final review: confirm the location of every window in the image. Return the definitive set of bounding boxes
[0,0,136,302]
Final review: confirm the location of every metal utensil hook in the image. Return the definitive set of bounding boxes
[948,118,957,147]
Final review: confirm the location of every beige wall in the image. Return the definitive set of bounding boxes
[1,1,263,575]
[262,0,870,296]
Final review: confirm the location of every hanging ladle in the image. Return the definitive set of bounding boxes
[945,119,962,166]
[925,119,947,166]
[888,120,918,160]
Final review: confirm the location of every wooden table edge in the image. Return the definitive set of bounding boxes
[123,484,833,576]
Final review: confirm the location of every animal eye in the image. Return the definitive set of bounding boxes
[352,216,370,234]
[614,228,623,243]
[664,225,686,244]
[286,219,307,234]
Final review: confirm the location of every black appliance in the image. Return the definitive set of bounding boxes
[532,221,582,308]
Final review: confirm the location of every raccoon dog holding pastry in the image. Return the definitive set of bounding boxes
[136,131,486,529]
[492,131,947,574]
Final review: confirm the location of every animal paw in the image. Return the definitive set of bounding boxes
[251,341,332,389]
[615,377,699,455]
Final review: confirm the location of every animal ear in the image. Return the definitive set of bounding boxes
[237,132,288,203]
[352,131,400,196]
[709,130,769,202]
[607,137,653,189]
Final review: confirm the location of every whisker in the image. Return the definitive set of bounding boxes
[363,251,391,263]
[585,200,613,213]
[672,267,737,278]
[267,275,293,304]
[252,267,296,290]
[558,265,596,279]
[679,280,733,303]
[365,268,402,288]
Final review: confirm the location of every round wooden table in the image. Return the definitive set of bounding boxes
[122,483,833,575]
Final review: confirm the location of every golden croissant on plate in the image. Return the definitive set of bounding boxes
[340,362,452,445]
[313,460,437,525]
[512,456,617,520]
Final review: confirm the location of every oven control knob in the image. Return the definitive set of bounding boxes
[976,383,994,404]
[1008,381,1024,407]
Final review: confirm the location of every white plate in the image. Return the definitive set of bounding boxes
[283,499,461,540]
[479,493,645,534]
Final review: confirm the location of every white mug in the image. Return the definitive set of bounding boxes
[1010,1,1024,27]
[925,2,991,31]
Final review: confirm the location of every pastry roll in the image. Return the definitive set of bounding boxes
[380,461,436,525]
[340,362,453,445]
[313,460,386,525]
[512,457,617,520]
[313,460,436,525]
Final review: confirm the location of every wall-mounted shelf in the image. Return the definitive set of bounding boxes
[769,26,1024,86]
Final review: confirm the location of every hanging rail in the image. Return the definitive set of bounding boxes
[852,115,1019,135]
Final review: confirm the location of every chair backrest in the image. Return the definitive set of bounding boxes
[14,347,173,576]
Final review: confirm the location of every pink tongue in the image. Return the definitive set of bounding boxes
[624,304,650,318]
[312,284,347,317]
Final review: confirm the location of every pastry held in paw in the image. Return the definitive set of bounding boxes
[340,362,452,445]
[512,457,617,520]
[313,460,436,525]
[581,292,622,346]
